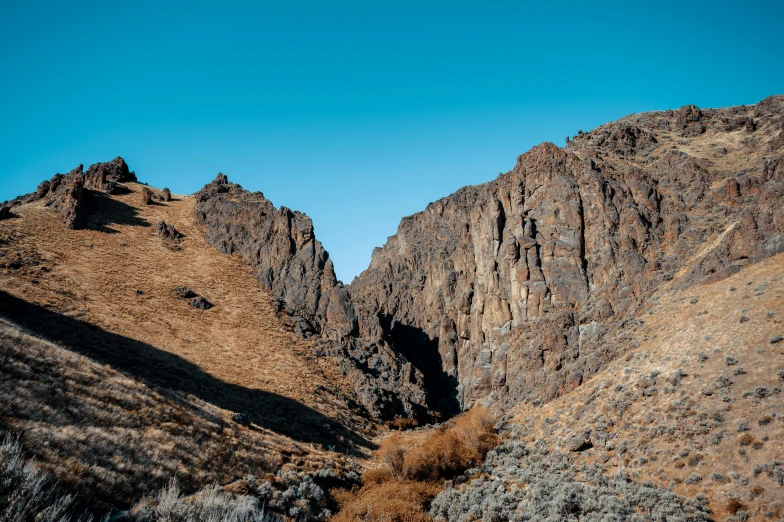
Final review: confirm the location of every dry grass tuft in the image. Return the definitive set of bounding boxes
[398,408,498,481]
[726,497,745,515]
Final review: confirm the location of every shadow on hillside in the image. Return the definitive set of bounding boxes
[379,314,461,420]
[0,291,373,454]
[86,191,150,233]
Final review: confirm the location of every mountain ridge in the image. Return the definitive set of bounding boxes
[1,95,783,520]
[188,94,784,421]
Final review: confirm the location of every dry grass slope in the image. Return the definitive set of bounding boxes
[0,184,377,514]
[0,316,286,510]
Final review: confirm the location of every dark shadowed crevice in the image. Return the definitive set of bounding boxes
[377,314,461,422]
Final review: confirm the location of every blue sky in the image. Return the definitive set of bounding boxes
[1,1,782,282]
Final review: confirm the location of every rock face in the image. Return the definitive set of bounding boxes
[194,174,429,419]
[84,157,137,193]
[349,96,784,411]
[194,96,784,420]
[195,174,357,337]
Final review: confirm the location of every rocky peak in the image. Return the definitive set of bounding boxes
[194,174,357,338]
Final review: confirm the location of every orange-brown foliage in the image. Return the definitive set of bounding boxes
[331,408,497,522]
[401,407,498,481]
[331,478,439,522]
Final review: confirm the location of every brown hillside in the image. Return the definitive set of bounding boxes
[0,184,377,512]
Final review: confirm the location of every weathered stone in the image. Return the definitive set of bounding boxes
[3,157,136,229]
[45,166,88,229]
[140,187,154,205]
[194,174,357,337]
[174,286,197,299]
[84,156,136,189]
[189,296,212,310]
[36,180,51,199]
[160,188,172,202]
[155,220,182,241]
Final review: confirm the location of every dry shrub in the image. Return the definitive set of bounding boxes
[402,407,498,481]
[726,498,744,515]
[381,434,408,477]
[388,418,419,431]
[331,408,497,522]
[331,479,438,522]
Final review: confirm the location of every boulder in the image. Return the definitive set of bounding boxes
[174,286,197,299]
[155,220,182,241]
[189,296,213,310]
[140,187,154,205]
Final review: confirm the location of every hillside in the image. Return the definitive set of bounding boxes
[0,183,375,516]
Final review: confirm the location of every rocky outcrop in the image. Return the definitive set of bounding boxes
[160,188,172,202]
[155,220,182,241]
[195,175,357,337]
[194,96,784,420]
[84,157,136,193]
[140,187,154,205]
[3,157,136,229]
[194,174,430,419]
[45,166,88,229]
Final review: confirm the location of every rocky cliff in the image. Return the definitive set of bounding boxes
[349,96,784,412]
[194,175,430,420]
[193,96,784,421]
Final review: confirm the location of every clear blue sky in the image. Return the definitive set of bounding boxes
[1,1,782,282]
